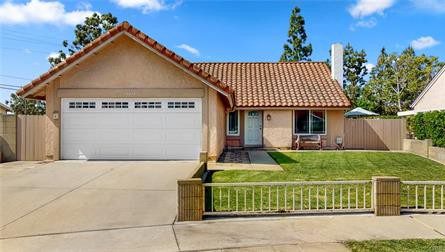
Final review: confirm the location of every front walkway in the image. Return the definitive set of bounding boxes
[208,150,283,171]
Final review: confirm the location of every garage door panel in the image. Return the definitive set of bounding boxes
[132,129,164,142]
[165,129,201,143]
[95,130,133,143]
[62,129,97,143]
[165,114,201,129]
[164,145,200,160]
[62,98,202,160]
[97,146,131,159]
[95,114,133,128]
[133,115,164,128]
[131,144,164,159]
[62,114,101,129]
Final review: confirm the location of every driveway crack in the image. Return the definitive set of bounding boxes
[410,215,445,237]
[171,216,181,251]
[0,223,171,240]
[0,168,115,230]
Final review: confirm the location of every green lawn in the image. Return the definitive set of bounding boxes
[345,239,445,252]
[211,152,445,183]
[207,152,445,212]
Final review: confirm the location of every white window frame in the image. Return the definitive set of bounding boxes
[293,109,327,135]
[68,101,96,109]
[135,101,162,109]
[101,101,129,109]
[226,110,240,136]
[167,101,196,109]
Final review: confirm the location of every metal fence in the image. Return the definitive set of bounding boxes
[179,177,445,221]
[203,181,373,216]
[401,181,445,213]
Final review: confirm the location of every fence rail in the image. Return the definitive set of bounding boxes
[203,180,373,215]
[401,181,445,213]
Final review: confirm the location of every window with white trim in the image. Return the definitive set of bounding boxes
[167,101,195,109]
[69,102,96,109]
[294,110,326,134]
[135,102,161,109]
[227,110,239,136]
[101,102,129,109]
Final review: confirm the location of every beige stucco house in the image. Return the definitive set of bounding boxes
[398,65,445,116]
[17,22,350,161]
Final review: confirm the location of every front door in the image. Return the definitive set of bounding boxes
[245,110,262,146]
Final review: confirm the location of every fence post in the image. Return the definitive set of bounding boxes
[372,177,400,216]
[424,139,433,158]
[177,178,203,221]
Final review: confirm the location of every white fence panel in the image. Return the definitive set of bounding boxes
[401,181,445,213]
[204,181,373,215]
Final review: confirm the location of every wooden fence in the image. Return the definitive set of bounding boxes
[16,115,46,161]
[344,118,407,150]
[0,115,16,162]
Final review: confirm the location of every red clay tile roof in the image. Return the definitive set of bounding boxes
[195,62,351,108]
[17,21,349,108]
[16,21,233,104]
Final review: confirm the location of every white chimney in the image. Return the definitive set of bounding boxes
[331,43,343,87]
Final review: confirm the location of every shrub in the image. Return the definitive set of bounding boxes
[410,111,445,147]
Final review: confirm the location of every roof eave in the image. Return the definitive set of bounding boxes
[17,21,235,106]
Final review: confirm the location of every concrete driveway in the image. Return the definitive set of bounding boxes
[0,160,196,251]
[1,161,444,251]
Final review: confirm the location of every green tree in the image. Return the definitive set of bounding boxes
[48,13,118,66]
[280,6,312,62]
[359,47,443,115]
[343,43,368,107]
[358,48,395,114]
[7,94,45,115]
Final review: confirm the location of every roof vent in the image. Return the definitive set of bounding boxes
[331,43,343,87]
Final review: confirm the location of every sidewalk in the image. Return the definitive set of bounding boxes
[174,214,445,251]
[1,214,444,251]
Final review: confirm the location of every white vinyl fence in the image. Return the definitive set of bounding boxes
[203,181,373,216]
[401,181,445,213]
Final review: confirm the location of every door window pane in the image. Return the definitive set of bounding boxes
[227,111,239,135]
[294,110,310,134]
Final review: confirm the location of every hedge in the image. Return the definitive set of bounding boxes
[407,110,445,147]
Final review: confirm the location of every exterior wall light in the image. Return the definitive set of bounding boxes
[53,111,59,120]
[266,114,271,121]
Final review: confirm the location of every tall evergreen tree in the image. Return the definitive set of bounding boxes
[358,48,391,115]
[48,13,118,66]
[280,6,312,62]
[343,43,368,107]
[359,47,443,115]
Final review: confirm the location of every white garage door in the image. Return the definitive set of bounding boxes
[61,98,202,160]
